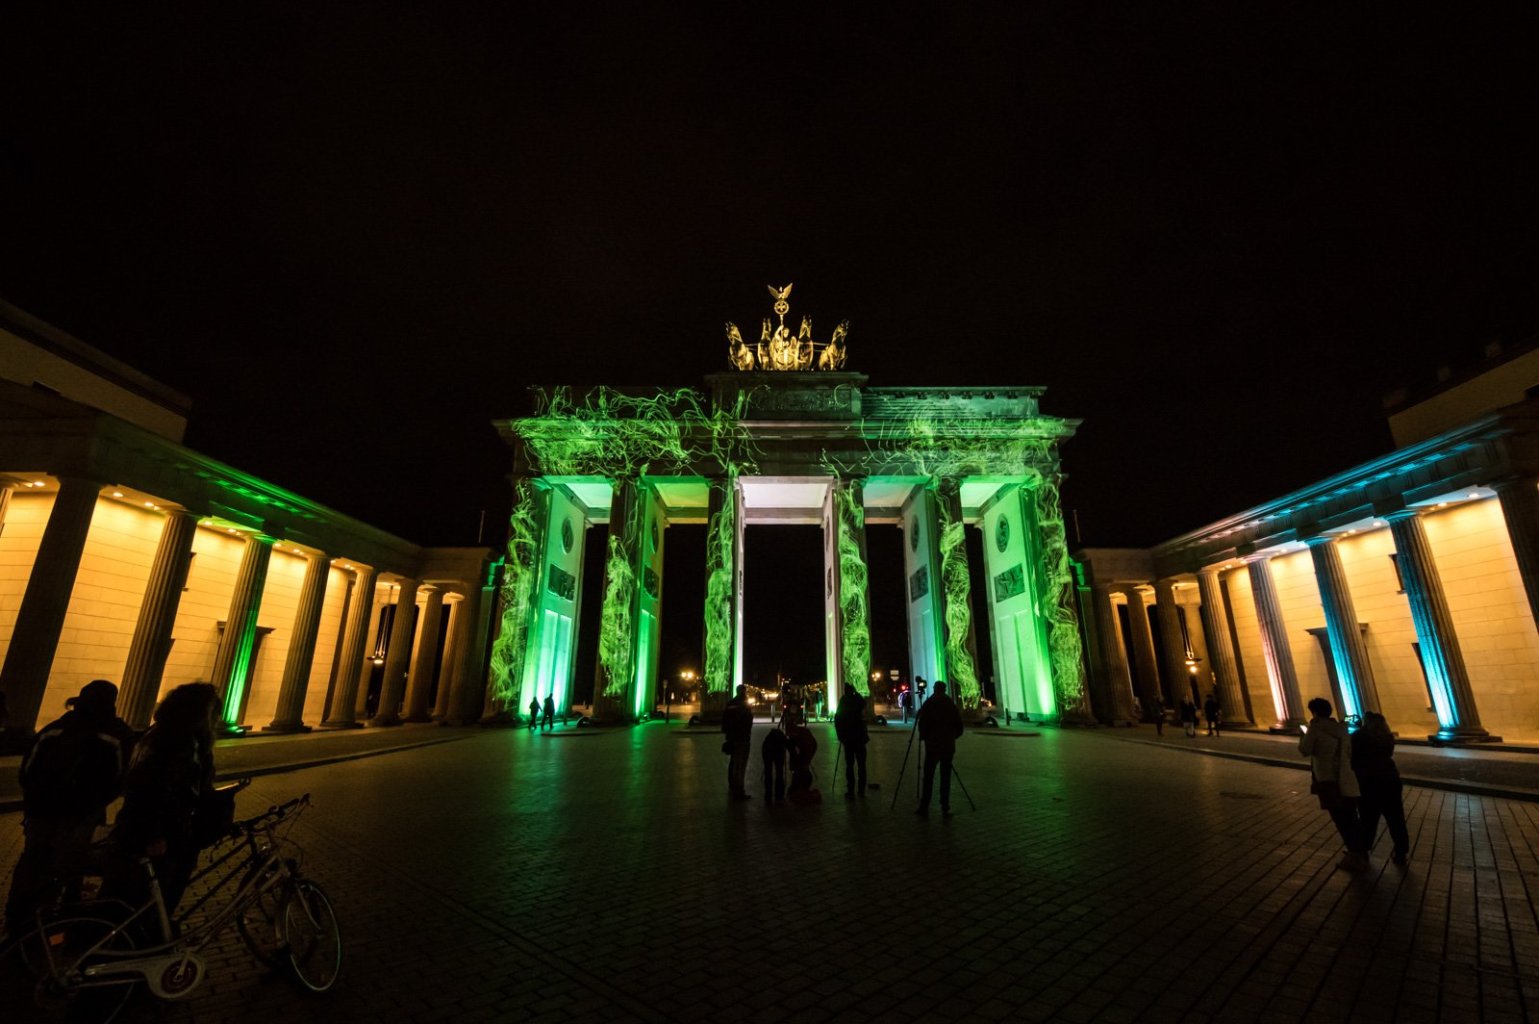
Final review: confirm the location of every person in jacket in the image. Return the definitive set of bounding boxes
[1203,693,1222,737]
[721,686,754,800]
[528,696,540,731]
[5,680,136,934]
[542,694,556,732]
[1179,697,1199,738]
[785,714,819,802]
[915,681,964,817]
[1299,697,1369,871]
[760,726,787,803]
[1351,711,1409,866]
[106,682,221,914]
[834,684,869,799]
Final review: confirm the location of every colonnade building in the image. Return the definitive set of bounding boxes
[0,301,497,745]
[1079,343,1539,744]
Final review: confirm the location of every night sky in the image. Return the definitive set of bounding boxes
[4,8,1537,685]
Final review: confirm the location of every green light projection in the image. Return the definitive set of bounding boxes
[492,387,760,713]
[936,496,981,705]
[1033,478,1089,715]
[833,483,871,695]
[486,478,543,712]
[702,473,738,696]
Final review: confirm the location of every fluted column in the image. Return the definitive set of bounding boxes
[1307,536,1380,719]
[355,589,387,718]
[827,476,872,701]
[119,510,199,728]
[0,477,102,739]
[448,581,492,725]
[431,599,462,720]
[1196,569,1250,725]
[593,478,642,723]
[935,478,982,708]
[1120,586,1163,718]
[1090,584,1136,724]
[265,552,331,732]
[1387,509,1493,742]
[210,533,275,731]
[369,578,419,726]
[1247,556,1304,731]
[404,586,445,721]
[322,566,377,728]
[0,483,12,531]
[1154,579,1191,706]
[1495,477,1539,634]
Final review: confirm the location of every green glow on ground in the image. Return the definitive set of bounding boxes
[834,483,871,695]
[487,479,542,716]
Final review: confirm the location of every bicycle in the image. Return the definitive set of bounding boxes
[1,792,341,1022]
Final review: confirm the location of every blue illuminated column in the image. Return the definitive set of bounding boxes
[1305,536,1380,721]
[1090,583,1137,724]
[1246,556,1305,731]
[1118,586,1164,718]
[1385,509,1493,743]
[1195,569,1251,725]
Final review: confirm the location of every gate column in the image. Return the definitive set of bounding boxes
[592,476,643,723]
[701,473,741,722]
[824,476,871,709]
[935,478,982,711]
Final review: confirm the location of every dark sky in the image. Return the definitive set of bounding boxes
[3,6,1537,553]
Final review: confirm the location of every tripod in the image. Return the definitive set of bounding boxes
[891,728,977,812]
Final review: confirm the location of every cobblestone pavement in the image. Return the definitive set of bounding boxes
[3,724,1537,1023]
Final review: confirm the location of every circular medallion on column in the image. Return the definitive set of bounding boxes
[909,516,920,551]
[996,515,1011,553]
[561,517,574,553]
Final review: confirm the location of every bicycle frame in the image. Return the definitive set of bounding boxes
[32,796,310,1001]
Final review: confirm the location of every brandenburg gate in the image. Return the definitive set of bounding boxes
[486,286,1090,723]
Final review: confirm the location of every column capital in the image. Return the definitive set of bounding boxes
[1303,533,1337,548]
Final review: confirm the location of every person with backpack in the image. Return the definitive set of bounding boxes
[4,680,136,935]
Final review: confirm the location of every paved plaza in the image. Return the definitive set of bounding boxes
[3,723,1538,1023]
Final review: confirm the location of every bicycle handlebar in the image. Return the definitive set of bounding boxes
[229,793,311,838]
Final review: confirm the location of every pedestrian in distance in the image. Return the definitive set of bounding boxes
[1352,711,1410,867]
[761,725,787,803]
[898,688,912,724]
[915,680,963,817]
[1180,696,1199,738]
[1147,694,1165,736]
[1299,696,1369,872]
[104,682,223,916]
[528,696,540,731]
[834,684,869,800]
[721,685,754,800]
[1203,693,1221,737]
[5,680,137,936]
[542,694,556,733]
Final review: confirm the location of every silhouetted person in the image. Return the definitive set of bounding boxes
[105,682,222,915]
[785,714,819,803]
[761,726,787,803]
[898,688,912,724]
[1352,711,1409,866]
[1179,696,1199,737]
[834,685,869,799]
[915,681,963,817]
[542,694,555,732]
[528,696,540,731]
[1147,695,1164,736]
[721,685,754,800]
[6,680,135,935]
[1203,693,1221,737]
[1299,696,1368,872]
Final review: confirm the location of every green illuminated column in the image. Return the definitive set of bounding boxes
[486,479,551,723]
[403,585,445,721]
[265,551,332,732]
[119,510,199,729]
[935,478,981,709]
[1196,569,1250,725]
[1386,509,1493,743]
[369,578,419,727]
[631,483,667,721]
[1026,479,1085,721]
[701,474,740,721]
[210,532,275,732]
[900,485,947,691]
[824,477,871,704]
[322,565,377,728]
[1119,585,1164,719]
[593,477,642,723]
[1090,584,1137,724]
[1154,580,1192,706]
[1246,556,1305,731]
[0,477,101,740]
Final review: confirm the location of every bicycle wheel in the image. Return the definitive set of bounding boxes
[280,880,341,992]
[0,914,139,1023]
[235,864,287,970]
